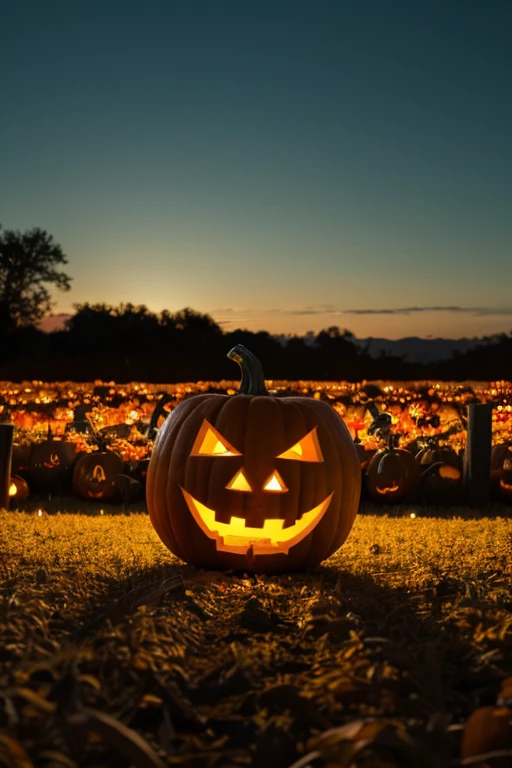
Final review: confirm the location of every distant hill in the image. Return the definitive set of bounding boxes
[354,336,480,364]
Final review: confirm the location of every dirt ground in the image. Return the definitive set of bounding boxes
[1,509,511,767]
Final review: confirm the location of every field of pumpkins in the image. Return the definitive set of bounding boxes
[4,378,512,508]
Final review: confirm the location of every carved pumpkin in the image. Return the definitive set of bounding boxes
[490,444,512,502]
[146,345,361,573]
[9,475,30,504]
[461,678,512,767]
[72,449,125,501]
[28,427,80,492]
[365,439,421,503]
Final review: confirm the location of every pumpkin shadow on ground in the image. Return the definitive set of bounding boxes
[64,558,504,721]
[10,558,508,768]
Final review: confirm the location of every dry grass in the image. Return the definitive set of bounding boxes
[1,510,512,767]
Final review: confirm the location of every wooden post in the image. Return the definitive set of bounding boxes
[0,423,14,510]
[463,404,493,508]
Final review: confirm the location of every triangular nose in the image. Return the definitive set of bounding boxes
[226,468,252,492]
[263,470,288,493]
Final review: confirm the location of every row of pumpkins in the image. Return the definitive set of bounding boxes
[359,437,512,505]
[9,417,512,509]
[9,431,149,505]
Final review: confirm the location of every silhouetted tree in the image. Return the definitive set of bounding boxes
[0,226,71,334]
[315,326,362,379]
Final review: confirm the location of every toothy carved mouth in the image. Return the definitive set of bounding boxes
[180,487,333,555]
[500,479,512,491]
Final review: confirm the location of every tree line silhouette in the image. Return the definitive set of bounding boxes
[1,302,511,382]
[1,225,511,382]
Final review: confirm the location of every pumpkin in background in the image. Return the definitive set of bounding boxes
[146,345,361,573]
[9,475,30,505]
[365,438,421,503]
[72,447,125,501]
[28,427,80,492]
[420,461,463,505]
[490,444,512,502]
[461,678,512,767]
[416,440,461,471]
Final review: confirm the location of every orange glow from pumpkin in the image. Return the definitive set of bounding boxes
[9,482,17,496]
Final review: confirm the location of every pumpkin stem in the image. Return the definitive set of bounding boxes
[227,345,268,396]
[387,433,400,451]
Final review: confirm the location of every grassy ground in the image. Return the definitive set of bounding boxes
[1,509,512,767]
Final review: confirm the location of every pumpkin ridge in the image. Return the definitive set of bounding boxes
[148,394,221,558]
[279,399,308,531]
[173,396,230,560]
[299,397,359,560]
[242,396,287,526]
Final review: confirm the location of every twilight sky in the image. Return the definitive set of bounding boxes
[2,0,511,339]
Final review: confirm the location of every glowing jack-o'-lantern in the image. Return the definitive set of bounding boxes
[146,345,361,573]
[28,427,79,492]
[365,438,421,503]
[491,444,512,502]
[72,449,125,501]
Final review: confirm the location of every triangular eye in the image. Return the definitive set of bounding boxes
[226,469,252,491]
[191,420,242,456]
[276,427,323,462]
[263,470,288,492]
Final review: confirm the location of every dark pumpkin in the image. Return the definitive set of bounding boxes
[490,444,512,502]
[365,442,421,503]
[146,345,361,573]
[9,475,30,505]
[461,678,512,767]
[416,442,461,471]
[28,428,80,492]
[72,449,125,501]
[420,461,463,504]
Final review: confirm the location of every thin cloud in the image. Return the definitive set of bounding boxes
[211,306,512,319]
[343,306,512,316]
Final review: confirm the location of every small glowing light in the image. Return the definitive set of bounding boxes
[100,509,104,515]
[410,513,416,519]
[9,482,17,496]
[37,509,43,517]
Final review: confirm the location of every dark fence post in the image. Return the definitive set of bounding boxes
[463,403,493,508]
[0,423,14,510]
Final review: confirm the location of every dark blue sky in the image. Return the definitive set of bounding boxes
[2,0,511,338]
